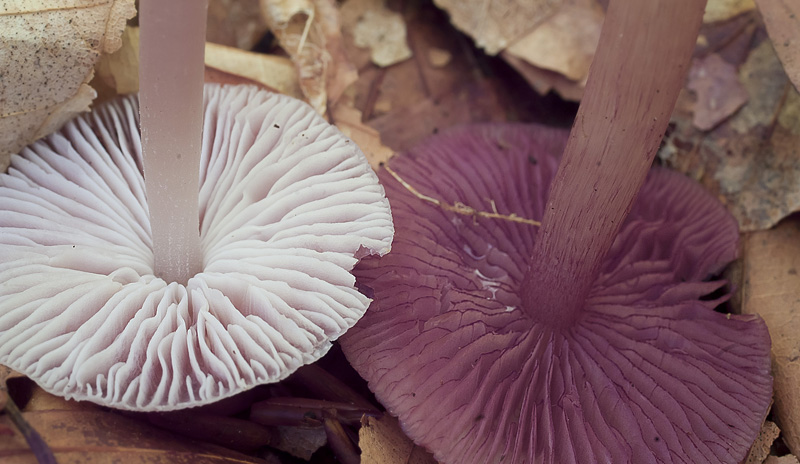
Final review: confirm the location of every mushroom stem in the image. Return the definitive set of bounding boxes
[520,0,706,326]
[139,0,208,284]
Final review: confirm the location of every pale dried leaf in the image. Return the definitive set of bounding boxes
[746,420,781,464]
[94,27,304,101]
[331,103,394,169]
[95,26,140,98]
[432,0,559,54]
[502,51,585,101]
[766,456,800,464]
[207,0,268,49]
[205,43,303,98]
[0,0,136,171]
[742,217,800,456]
[359,415,437,464]
[688,53,749,130]
[704,0,756,22]
[260,0,357,113]
[505,2,603,81]
[341,0,412,67]
[755,0,800,92]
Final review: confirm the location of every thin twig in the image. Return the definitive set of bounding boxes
[384,166,541,226]
[4,395,57,464]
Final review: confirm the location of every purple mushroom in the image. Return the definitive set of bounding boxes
[340,0,772,462]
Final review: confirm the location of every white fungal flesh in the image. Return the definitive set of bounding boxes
[0,84,394,411]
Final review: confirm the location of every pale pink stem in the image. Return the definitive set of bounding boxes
[139,0,208,284]
[521,0,706,326]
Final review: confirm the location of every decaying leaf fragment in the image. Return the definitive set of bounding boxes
[745,420,781,464]
[742,217,800,456]
[260,0,358,113]
[687,53,749,130]
[0,0,136,171]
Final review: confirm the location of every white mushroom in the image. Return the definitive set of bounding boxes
[0,84,394,410]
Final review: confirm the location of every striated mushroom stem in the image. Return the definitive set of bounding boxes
[520,0,706,326]
[139,0,208,284]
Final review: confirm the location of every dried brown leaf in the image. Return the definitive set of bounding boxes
[207,0,268,50]
[742,217,800,456]
[330,103,394,169]
[755,0,800,92]
[359,414,437,464]
[0,410,266,463]
[0,0,136,171]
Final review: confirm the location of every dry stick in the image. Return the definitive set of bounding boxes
[520,0,707,326]
[139,0,208,284]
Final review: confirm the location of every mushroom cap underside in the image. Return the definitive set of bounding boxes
[340,123,772,464]
[0,84,394,411]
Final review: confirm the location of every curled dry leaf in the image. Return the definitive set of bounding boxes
[207,0,268,50]
[340,0,412,68]
[755,0,800,92]
[260,0,358,114]
[742,217,800,456]
[0,0,136,171]
[359,415,437,464]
